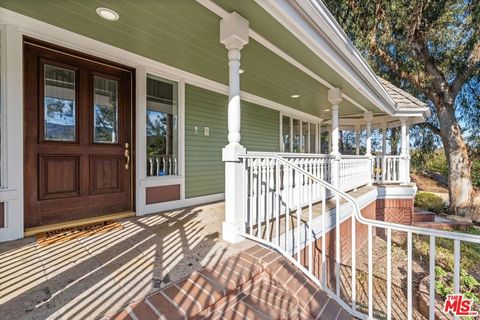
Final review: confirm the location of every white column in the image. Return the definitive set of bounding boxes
[329,88,342,158]
[355,124,360,155]
[381,122,387,182]
[400,117,410,184]
[220,12,249,243]
[328,88,342,188]
[327,126,332,153]
[364,111,373,156]
[318,123,322,153]
[400,118,408,156]
[382,123,387,155]
[364,111,373,185]
[406,122,411,183]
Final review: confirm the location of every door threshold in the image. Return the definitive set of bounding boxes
[24,211,135,237]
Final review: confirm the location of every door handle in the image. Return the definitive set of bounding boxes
[124,142,130,170]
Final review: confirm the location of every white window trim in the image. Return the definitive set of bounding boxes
[136,67,186,215]
[142,73,184,180]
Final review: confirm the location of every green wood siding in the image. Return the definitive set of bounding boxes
[241,100,280,152]
[185,85,279,198]
[0,0,380,117]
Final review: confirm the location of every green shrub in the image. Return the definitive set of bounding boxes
[435,267,480,303]
[415,192,446,213]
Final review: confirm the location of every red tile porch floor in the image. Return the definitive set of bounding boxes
[112,245,352,320]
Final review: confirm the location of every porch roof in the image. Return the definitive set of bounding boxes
[0,0,426,123]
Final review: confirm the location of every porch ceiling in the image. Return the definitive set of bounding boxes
[0,0,381,118]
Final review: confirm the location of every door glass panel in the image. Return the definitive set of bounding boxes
[146,75,178,176]
[44,65,76,141]
[292,119,300,153]
[282,116,290,152]
[93,76,118,143]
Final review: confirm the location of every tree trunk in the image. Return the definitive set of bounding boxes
[390,128,400,155]
[437,102,474,215]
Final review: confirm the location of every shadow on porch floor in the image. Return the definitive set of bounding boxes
[0,201,254,320]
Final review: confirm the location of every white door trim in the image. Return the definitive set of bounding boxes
[0,24,24,241]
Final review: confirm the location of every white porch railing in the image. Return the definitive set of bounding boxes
[147,155,177,176]
[373,155,404,183]
[339,155,372,191]
[238,153,480,320]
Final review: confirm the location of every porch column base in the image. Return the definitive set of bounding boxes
[222,221,245,243]
[223,144,246,243]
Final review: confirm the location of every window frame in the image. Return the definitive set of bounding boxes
[145,72,183,179]
[280,113,321,154]
[138,67,185,188]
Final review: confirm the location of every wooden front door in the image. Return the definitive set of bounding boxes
[24,39,134,228]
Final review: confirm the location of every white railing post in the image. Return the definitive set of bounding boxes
[220,12,249,243]
[400,117,409,184]
[364,111,374,186]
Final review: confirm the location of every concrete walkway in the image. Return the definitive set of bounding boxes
[0,202,253,320]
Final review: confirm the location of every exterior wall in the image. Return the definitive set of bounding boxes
[298,201,377,286]
[185,84,279,198]
[376,198,414,225]
[298,195,416,285]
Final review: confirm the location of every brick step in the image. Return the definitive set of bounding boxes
[412,210,436,223]
[413,213,436,223]
[413,221,470,231]
[110,245,353,320]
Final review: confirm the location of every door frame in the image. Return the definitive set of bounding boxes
[23,37,136,227]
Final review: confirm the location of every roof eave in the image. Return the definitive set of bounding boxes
[255,0,397,114]
[394,107,431,120]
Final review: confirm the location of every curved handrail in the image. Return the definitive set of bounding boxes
[239,154,480,243]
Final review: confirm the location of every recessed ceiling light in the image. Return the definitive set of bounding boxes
[325,109,331,112]
[96,7,119,21]
[239,69,245,74]
[290,94,300,98]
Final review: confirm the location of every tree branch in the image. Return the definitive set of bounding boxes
[421,122,441,136]
[452,39,480,98]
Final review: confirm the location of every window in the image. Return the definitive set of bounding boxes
[282,116,290,152]
[146,75,178,176]
[301,122,308,153]
[292,119,300,153]
[44,65,76,141]
[93,76,118,143]
[281,115,319,153]
[309,123,316,153]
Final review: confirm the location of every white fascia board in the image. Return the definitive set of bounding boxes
[335,111,428,126]
[255,0,397,115]
[394,107,431,119]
